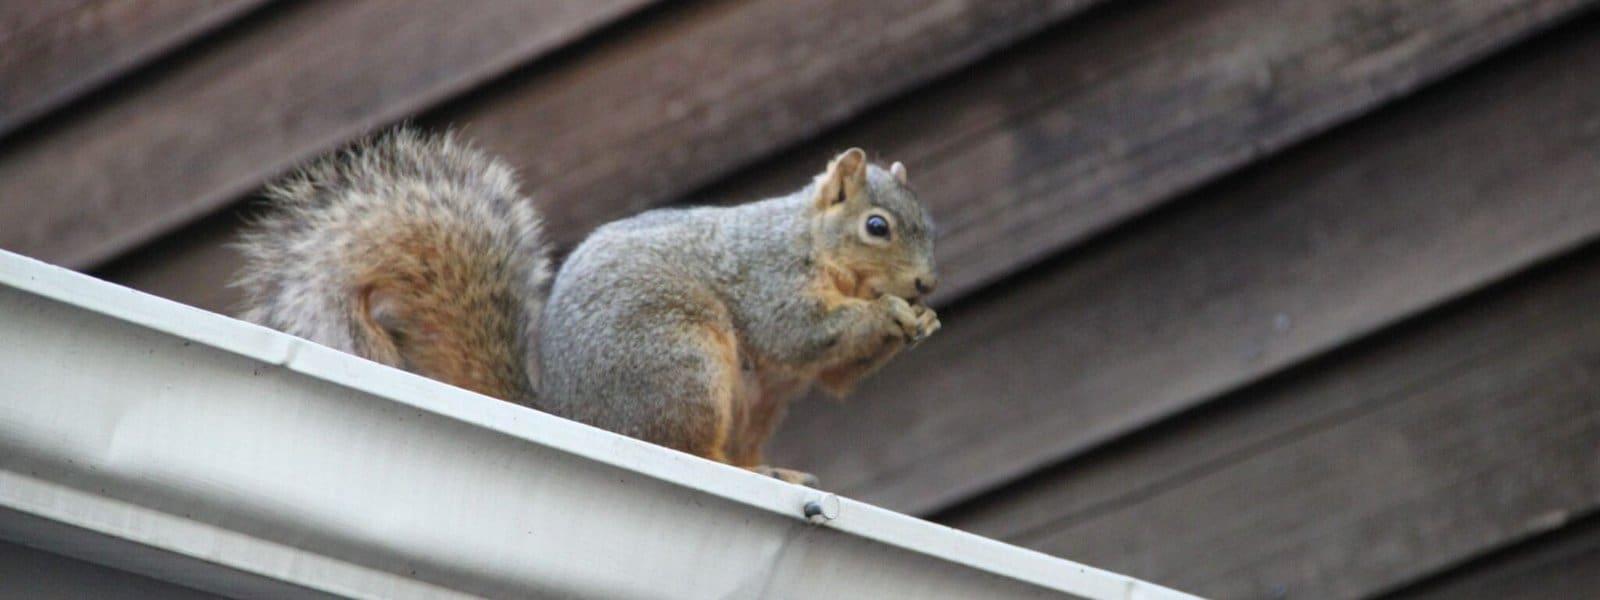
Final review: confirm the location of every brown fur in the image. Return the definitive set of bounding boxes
[728,359,805,467]
[350,220,534,400]
[235,129,548,405]
[797,255,924,395]
[695,323,740,463]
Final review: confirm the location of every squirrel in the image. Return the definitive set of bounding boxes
[234,128,940,485]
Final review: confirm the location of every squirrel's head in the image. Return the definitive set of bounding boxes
[809,148,938,302]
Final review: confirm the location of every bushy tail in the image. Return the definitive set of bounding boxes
[233,128,550,404]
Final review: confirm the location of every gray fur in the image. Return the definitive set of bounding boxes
[539,161,937,452]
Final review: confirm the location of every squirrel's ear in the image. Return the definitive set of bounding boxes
[890,161,909,186]
[835,148,867,181]
[815,148,868,211]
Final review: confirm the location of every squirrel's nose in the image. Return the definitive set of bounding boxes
[915,276,938,295]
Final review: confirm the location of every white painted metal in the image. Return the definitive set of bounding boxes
[0,249,1201,600]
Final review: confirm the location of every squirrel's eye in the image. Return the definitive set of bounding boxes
[865,215,891,239]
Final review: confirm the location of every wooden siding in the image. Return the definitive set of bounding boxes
[0,0,654,269]
[0,0,270,137]
[1386,514,1600,600]
[769,6,1600,515]
[4,1,1599,598]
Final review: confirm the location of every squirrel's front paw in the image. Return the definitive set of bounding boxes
[878,294,940,344]
[909,303,941,346]
[877,294,922,342]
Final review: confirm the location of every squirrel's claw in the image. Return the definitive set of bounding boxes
[752,465,820,487]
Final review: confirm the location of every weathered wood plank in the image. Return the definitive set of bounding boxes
[703,0,1594,305]
[0,0,654,269]
[439,0,1104,250]
[1382,515,1600,600]
[8,0,1101,273]
[97,210,247,314]
[0,2,91,42]
[767,16,1600,515]
[101,1,1588,315]
[967,247,1600,598]
[0,0,272,138]
[96,0,1109,312]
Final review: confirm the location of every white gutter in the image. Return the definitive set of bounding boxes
[0,249,1200,600]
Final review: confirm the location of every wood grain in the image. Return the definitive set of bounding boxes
[1382,514,1600,600]
[96,0,1107,312]
[0,0,270,138]
[100,1,1587,316]
[965,246,1600,598]
[766,16,1600,516]
[0,0,653,269]
[701,0,1595,305]
[442,0,1102,251]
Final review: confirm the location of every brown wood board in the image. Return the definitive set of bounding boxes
[96,0,1108,312]
[766,16,1600,516]
[0,0,271,138]
[1382,514,1600,600]
[5,0,1100,273]
[432,0,1104,251]
[964,247,1600,598]
[0,0,654,269]
[699,0,1595,306]
[97,0,1585,322]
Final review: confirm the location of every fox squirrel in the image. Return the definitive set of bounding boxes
[235,129,940,485]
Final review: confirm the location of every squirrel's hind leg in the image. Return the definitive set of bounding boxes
[685,324,819,487]
[627,321,740,464]
[729,369,819,487]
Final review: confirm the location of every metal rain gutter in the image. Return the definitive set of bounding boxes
[0,249,1200,600]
